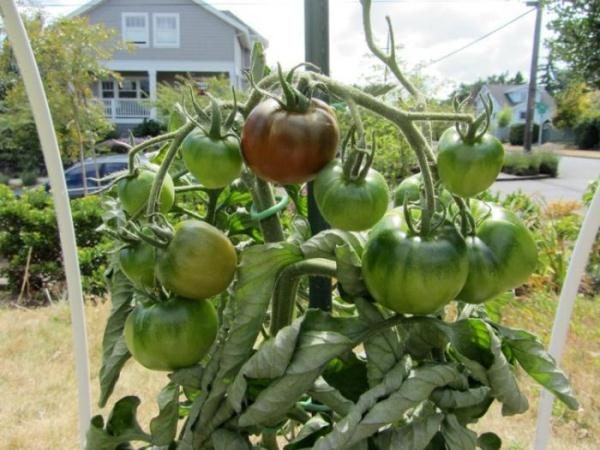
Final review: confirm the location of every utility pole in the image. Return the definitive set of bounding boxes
[304,0,332,311]
[523,1,543,152]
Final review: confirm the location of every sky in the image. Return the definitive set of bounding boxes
[26,0,551,97]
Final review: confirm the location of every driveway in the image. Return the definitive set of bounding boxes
[491,156,600,203]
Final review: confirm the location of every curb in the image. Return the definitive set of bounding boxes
[496,174,553,182]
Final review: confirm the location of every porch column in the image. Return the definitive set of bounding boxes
[149,69,157,120]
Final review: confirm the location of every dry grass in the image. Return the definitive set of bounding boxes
[0,293,598,449]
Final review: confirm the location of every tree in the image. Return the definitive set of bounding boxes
[0,14,124,174]
[546,0,600,88]
[553,81,592,129]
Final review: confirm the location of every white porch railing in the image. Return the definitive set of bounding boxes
[101,98,151,122]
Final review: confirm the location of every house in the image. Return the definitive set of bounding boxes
[474,84,556,140]
[68,0,267,128]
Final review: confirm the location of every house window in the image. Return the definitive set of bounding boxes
[154,14,180,47]
[122,13,149,46]
[101,81,114,99]
[519,111,527,120]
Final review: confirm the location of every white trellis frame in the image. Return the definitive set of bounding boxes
[0,1,92,448]
[0,1,599,449]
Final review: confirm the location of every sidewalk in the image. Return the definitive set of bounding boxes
[505,143,600,159]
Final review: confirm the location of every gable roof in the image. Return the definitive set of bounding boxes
[68,0,267,48]
[481,84,555,109]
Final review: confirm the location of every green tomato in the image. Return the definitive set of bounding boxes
[362,208,468,314]
[116,165,175,216]
[118,241,156,289]
[437,127,504,197]
[156,220,237,300]
[457,200,538,304]
[182,130,243,189]
[124,297,218,371]
[314,160,390,231]
[393,173,453,208]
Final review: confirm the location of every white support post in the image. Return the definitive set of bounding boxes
[534,186,600,449]
[149,69,157,120]
[0,1,92,448]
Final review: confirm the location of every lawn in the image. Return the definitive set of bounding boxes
[0,292,598,450]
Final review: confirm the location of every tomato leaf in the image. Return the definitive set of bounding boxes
[374,413,444,450]
[355,298,403,387]
[169,365,204,390]
[228,315,304,412]
[149,382,179,446]
[440,414,477,450]
[309,377,354,416]
[477,432,502,450]
[98,270,134,408]
[430,386,492,410]
[300,229,366,260]
[211,429,252,450]
[495,325,579,410]
[237,311,367,427]
[86,396,150,450]
[312,357,412,450]
[284,415,331,450]
[284,184,308,217]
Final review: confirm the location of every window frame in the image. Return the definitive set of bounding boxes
[153,13,180,48]
[122,12,150,47]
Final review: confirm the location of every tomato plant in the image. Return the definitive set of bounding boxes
[88,5,578,449]
[124,296,218,371]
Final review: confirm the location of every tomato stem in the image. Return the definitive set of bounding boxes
[126,130,180,175]
[270,258,337,335]
[146,122,195,219]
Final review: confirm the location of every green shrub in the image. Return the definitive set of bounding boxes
[0,186,112,304]
[509,123,540,145]
[0,172,9,185]
[502,150,559,177]
[497,106,512,128]
[574,114,600,149]
[20,170,38,186]
[132,118,166,137]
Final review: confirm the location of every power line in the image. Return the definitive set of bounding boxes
[422,7,535,67]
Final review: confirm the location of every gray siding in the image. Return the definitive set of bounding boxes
[86,0,235,61]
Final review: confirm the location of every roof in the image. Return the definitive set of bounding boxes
[481,84,556,109]
[67,0,267,48]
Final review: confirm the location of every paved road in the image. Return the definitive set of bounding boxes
[491,156,600,203]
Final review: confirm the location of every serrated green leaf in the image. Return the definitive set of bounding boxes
[211,429,251,450]
[313,357,412,450]
[441,414,477,450]
[431,386,491,410]
[228,316,304,412]
[149,382,179,446]
[356,298,403,387]
[284,184,308,217]
[309,377,354,416]
[284,416,331,450]
[86,396,150,450]
[375,413,444,450]
[495,325,579,410]
[169,365,204,390]
[99,270,134,408]
[322,353,369,403]
[477,432,502,450]
[300,229,366,260]
[335,242,369,298]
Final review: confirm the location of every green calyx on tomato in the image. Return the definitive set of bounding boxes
[156,219,237,300]
[118,241,156,290]
[362,208,468,315]
[242,65,340,184]
[124,296,218,371]
[314,132,389,231]
[116,165,175,216]
[181,130,242,189]
[456,200,538,304]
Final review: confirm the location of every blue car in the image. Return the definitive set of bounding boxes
[57,154,130,198]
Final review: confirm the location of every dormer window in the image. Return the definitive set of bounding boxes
[122,13,149,47]
[154,13,180,48]
[506,91,524,104]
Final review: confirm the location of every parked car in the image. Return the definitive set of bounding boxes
[49,154,141,198]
